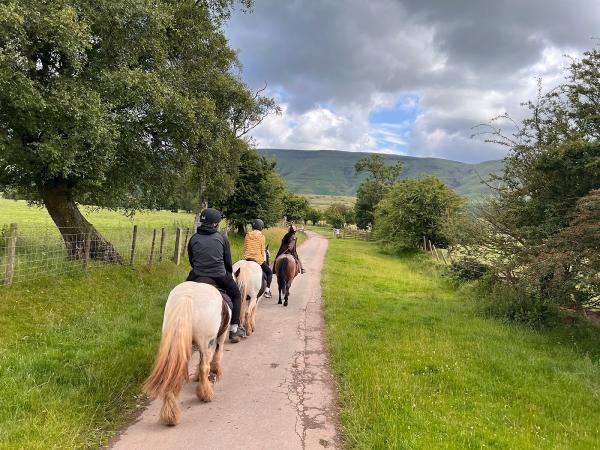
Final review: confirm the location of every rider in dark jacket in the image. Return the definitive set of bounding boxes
[186,208,245,343]
[275,224,305,273]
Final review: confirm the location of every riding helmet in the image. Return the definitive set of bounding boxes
[200,208,222,225]
[252,218,264,230]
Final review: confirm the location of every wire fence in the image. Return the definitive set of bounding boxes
[1,222,196,287]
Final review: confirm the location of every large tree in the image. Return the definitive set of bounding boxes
[281,192,309,223]
[218,147,285,234]
[0,0,269,260]
[354,154,403,229]
[374,176,464,249]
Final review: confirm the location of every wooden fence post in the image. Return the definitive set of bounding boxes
[173,228,182,265]
[432,244,441,261]
[181,228,190,260]
[440,249,448,265]
[423,236,427,251]
[427,239,433,253]
[3,223,17,287]
[130,225,138,266]
[159,228,165,262]
[83,230,92,271]
[149,229,157,266]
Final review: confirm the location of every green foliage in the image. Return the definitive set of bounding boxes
[374,176,464,249]
[258,149,504,198]
[446,256,490,281]
[281,191,309,222]
[324,202,353,228]
[305,207,323,225]
[0,0,273,233]
[218,147,285,232]
[354,154,403,229]
[460,47,600,315]
[323,238,600,449]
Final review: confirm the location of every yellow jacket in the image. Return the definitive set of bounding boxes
[244,230,266,264]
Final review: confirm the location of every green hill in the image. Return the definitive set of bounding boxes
[258,149,504,199]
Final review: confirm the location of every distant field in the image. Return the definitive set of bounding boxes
[0,198,292,285]
[0,198,195,229]
[304,194,355,210]
[323,239,600,448]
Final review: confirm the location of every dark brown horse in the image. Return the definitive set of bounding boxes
[273,253,300,306]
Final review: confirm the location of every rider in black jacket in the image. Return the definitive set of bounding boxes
[186,208,245,343]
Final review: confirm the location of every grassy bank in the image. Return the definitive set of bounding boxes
[0,224,291,448]
[322,239,600,449]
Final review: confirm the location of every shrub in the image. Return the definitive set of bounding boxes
[374,176,464,249]
[447,257,490,281]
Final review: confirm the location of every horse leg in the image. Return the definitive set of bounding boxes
[245,300,253,336]
[250,300,257,332]
[283,280,291,307]
[210,332,227,381]
[196,344,215,402]
[278,286,283,305]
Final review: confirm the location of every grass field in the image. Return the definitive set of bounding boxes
[322,239,600,449]
[0,198,292,448]
[304,194,356,210]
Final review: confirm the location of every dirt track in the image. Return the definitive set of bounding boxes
[112,231,340,450]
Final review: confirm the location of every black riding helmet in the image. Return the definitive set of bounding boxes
[200,208,222,225]
[252,219,264,230]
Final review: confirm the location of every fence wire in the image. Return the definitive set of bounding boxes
[1,223,194,286]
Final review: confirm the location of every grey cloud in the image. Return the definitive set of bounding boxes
[226,0,600,162]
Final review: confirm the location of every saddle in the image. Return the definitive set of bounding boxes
[192,276,232,337]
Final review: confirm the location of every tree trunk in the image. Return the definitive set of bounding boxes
[40,181,122,263]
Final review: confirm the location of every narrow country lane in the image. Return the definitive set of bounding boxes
[111,231,340,450]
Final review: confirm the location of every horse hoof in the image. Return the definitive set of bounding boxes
[278,300,282,305]
[284,301,288,307]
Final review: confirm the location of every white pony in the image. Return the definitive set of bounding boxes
[144,281,230,426]
[233,260,265,336]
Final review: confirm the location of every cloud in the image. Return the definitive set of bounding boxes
[226,0,600,162]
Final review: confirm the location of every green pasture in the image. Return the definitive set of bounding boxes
[304,194,356,210]
[322,239,600,449]
[0,198,293,285]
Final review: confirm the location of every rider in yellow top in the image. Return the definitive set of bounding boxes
[243,219,273,298]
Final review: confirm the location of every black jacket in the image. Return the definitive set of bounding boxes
[187,225,233,277]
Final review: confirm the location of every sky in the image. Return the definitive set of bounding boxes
[225,0,600,163]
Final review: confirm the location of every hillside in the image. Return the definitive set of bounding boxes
[258,149,504,198]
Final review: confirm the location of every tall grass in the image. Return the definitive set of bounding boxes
[322,239,600,449]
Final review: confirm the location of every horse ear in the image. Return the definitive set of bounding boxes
[266,244,269,250]
[234,268,241,277]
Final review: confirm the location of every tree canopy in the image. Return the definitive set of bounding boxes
[354,154,403,229]
[374,176,463,249]
[282,192,309,223]
[0,0,272,258]
[218,147,284,234]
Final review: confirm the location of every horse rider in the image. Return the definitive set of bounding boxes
[243,218,273,298]
[186,208,246,343]
[275,224,305,274]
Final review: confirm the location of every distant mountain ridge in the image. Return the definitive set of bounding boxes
[258,149,504,198]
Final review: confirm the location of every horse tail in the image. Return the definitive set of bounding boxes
[144,295,193,426]
[277,256,288,291]
[236,264,251,328]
